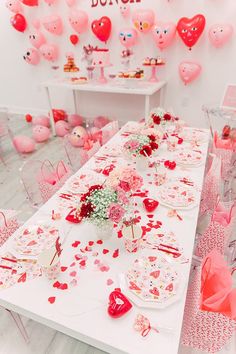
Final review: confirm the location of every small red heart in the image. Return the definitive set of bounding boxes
[112,249,119,258]
[129,281,141,291]
[108,291,132,318]
[23,229,29,235]
[53,281,61,288]
[48,296,56,304]
[66,209,82,224]
[143,198,159,213]
[27,240,37,246]
[72,241,81,248]
[103,249,109,254]
[79,260,86,267]
[165,283,174,292]
[88,241,94,246]
[59,283,68,290]
[150,287,160,296]
[70,271,77,277]
[117,230,123,238]
[61,266,67,272]
[37,227,44,234]
[91,16,112,43]
[97,240,103,244]
[18,272,27,283]
[70,34,79,46]
[150,270,160,279]
[148,256,157,262]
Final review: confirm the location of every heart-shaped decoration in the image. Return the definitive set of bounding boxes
[91,16,112,43]
[149,287,160,296]
[18,272,27,283]
[177,14,206,49]
[152,21,176,50]
[70,34,79,46]
[21,0,38,6]
[108,290,132,318]
[150,270,160,279]
[143,198,159,213]
[66,208,82,223]
[48,296,56,304]
[165,283,173,292]
[209,24,233,48]
[179,61,202,85]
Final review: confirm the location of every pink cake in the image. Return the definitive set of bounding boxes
[92,49,110,67]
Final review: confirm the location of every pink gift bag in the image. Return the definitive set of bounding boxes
[0,211,19,247]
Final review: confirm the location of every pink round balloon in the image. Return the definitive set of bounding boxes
[55,121,70,137]
[209,24,234,48]
[6,0,23,13]
[42,15,63,36]
[132,9,155,33]
[32,115,50,127]
[32,125,50,143]
[40,43,59,62]
[69,9,88,34]
[179,61,202,85]
[120,5,130,18]
[32,19,40,29]
[68,126,88,147]
[93,116,110,129]
[23,48,40,65]
[44,0,57,5]
[152,22,176,50]
[66,0,76,6]
[68,114,83,127]
[29,29,46,49]
[119,28,138,49]
[13,135,35,153]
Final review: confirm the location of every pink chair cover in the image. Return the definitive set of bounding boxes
[200,250,236,320]
[181,266,236,353]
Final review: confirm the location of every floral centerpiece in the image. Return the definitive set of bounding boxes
[106,166,143,193]
[123,130,160,159]
[148,107,174,128]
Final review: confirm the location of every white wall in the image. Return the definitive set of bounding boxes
[0,0,236,127]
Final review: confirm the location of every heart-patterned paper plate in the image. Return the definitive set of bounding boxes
[159,182,197,209]
[180,128,208,144]
[174,149,203,167]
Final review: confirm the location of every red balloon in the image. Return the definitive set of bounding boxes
[25,114,33,123]
[70,34,79,46]
[11,13,27,32]
[21,0,38,6]
[177,14,206,49]
[91,16,112,43]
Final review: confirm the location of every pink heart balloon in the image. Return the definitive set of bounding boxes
[6,0,23,13]
[69,9,88,34]
[209,24,234,48]
[179,61,202,85]
[132,9,155,33]
[120,5,130,18]
[42,15,63,36]
[29,29,46,49]
[32,19,40,29]
[40,43,59,62]
[23,48,40,65]
[119,28,138,49]
[152,22,176,50]
[66,0,76,6]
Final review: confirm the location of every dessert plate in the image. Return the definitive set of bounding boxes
[159,182,197,209]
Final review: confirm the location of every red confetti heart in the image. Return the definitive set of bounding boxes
[97,240,103,245]
[61,266,67,272]
[79,260,86,266]
[88,241,94,246]
[147,214,154,218]
[48,296,56,304]
[18,272,26,283]
[117,230,123,238]
[53,281,61,288]
[103,249,109,254]
[70,271,77,277]
[72,241,81,248]
[129,281,141,291]
[148,256,157,262]
[149,287,160,296]
[59,283,68,290]
[112,249,119,258]
[165,283,174,292]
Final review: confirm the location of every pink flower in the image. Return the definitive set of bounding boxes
[116,187,129,204]
[119,180,131,192]
[124,139,140,151]
[108,203,125,223]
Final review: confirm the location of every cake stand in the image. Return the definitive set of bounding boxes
[143,63,165,83]
[92,64,112,84]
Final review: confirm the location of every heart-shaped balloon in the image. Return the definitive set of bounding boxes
[177,14,206,49]
[11,13,27,32]
[179,61,202,85]
[91,16,112,43]
[21,0,38,5]
[108,290,132,318]
[43,15,63,36]
[209,24,233,48]
[143,198,159,213]
[23,48,40,65]
[69,9,88,34]
[66,0,76,6]
[152,22,176,50]
[70,34,79,45]
[132,9,155,34]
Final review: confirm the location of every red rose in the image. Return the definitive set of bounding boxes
[150,142,159,150]
[88,185,103,193]
[164,113,172,121]
[140,145,152,157]
[148,134,156,142]
[80,202,94,218]
[153,115,161,125]
[80,192,90,202]
[119,180,131,192]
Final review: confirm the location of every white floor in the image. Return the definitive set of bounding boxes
[0,115,235,354]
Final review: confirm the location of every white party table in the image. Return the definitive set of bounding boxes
[0,122,209,354]
[41,79,167,135]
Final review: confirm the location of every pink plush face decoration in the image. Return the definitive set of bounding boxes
[119,28,138,49]
[120,5,130,18]
[179,61,202,85]
[152,22,176,50]
[29,30,46,49]
[6,0,22,13]
[132,9,155,33]
[42,15,63,36]
[69,10,88,34]
[209,24,234,48]
[32,125,50,143]
[23,48,40,65]
[69,126,88,147]
[40,44,58,62]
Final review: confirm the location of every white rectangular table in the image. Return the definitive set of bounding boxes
[0,123,209,354]
[41,79,167,135]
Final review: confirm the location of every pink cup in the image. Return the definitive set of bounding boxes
[154,169,167,186]
[38,250,61,280]
[123,225,142,253]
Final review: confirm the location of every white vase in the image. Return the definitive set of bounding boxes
[136,156,149,172]
[94,220,113,241]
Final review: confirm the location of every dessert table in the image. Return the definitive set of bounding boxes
[41,79,167,135]
[0,122,209,354]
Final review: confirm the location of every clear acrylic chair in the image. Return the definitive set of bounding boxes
[101,121,119,145]
[0,108,13,164]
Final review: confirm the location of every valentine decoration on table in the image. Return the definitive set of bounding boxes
[122,224,142,253]
[177,14,206,49]
[91,16,112,43]
[120,5,130,18]
[209,24,234,48]
[68,126,88,147]
[200,249,236,320]
[70,34,79,46]
[179,61,202,85]
[21,0,38,6]
[123,130,160,159]
[132,9,155,34]
[181,127,208,144]
[159,181,197,209]
[13,135,35,153]
[143,198,159,213]
[11,13,27,32]
[164,160,176,170]
[38,247,61,280]
[119,28,138,49]
[66,172,104,194]
[65,208,82,224]
[29,29,46,49]
[134,314,159,337]
[105,166,143,193]
[152,22,176,50]
[40,43,59,62]
[32,125,50,143]
[6,0,23,13]
[108,290,132,318]
[23,48,40,65]
[42,15,63,36]
[64,53,79,74]
[69,9,89,34]
[148,107,174,128]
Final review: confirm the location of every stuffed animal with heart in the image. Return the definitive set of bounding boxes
[177,14,206,49]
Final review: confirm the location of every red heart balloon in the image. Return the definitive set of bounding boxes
[91,16,112,43]
[11,13,27,32]
[143,198,159,213]
[70,34,79,46]
[177,14,206,49]
[21,0,38,6]
[108,290,132,318]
